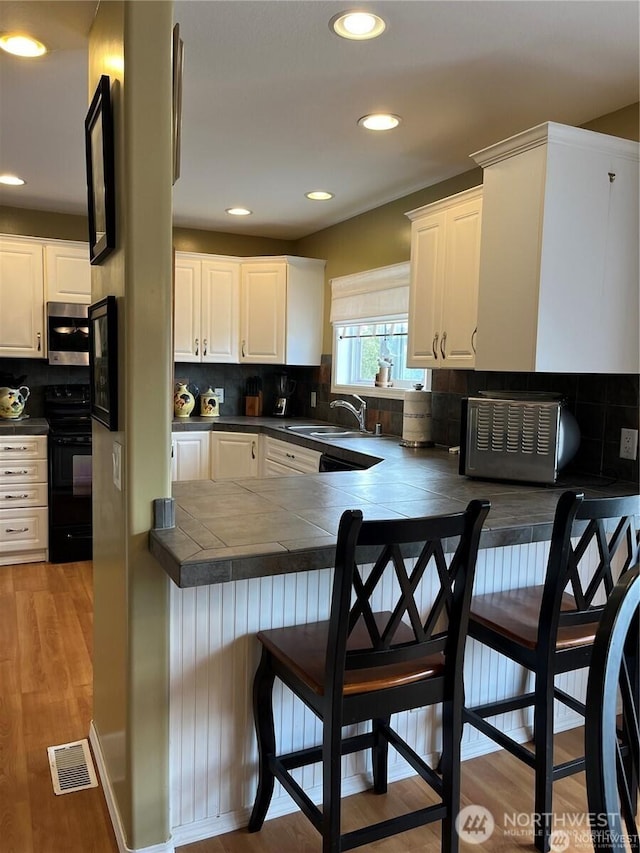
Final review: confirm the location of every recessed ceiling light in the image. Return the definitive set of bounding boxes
[305,191,334,201]
[0,174,26,186]
[330,11,386,40]
[0,33,47,58]
[225,207,252,216]
[357,113,401,131]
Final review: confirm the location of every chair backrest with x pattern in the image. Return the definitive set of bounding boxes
[325,500,490,693]
[540,491,640,645]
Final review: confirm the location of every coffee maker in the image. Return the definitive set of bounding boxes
[273,373,296,416]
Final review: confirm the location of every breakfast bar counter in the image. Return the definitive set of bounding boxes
[158,417,638,846]
[150,416,636,588]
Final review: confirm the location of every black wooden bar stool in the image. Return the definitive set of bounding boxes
[248,499,490,853]
[463,490,640,852]
[585,565,639,853]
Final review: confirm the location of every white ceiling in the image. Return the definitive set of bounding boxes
[0,1,638,240]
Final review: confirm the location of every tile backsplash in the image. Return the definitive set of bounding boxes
[3,356,638,484]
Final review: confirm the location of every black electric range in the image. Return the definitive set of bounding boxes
[44,385,92,563]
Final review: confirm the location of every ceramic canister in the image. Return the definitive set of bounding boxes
[200,387,220,417]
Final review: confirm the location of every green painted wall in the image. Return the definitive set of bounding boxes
[88,2,173,848]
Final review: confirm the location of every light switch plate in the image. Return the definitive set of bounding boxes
[112,441,122,490]
[214,387,224,404]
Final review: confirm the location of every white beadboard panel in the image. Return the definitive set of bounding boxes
[169,540,600,842]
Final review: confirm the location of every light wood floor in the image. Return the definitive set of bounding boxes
[1,559,603,853]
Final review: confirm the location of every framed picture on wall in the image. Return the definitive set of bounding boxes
[85,74,116,265]
[89,296,118,430]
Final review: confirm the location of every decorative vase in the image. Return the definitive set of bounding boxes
[0,385,30,419]
[173,383,195,418]
[200,387,220,417]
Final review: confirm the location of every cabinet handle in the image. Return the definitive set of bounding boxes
[242,340,246,358]
[37,332,41,352]
[203,338,208,356]
[251,441,256,460]
[471,326,477,353]
[194,338,199,356]
[440,331,447,359]
[3,469,29,476]
[2,446,28,452]
[6,527,29,534]
[286,452,296,459]
[3,494,29,500]
[432,332,439,359]
[608,171,616,183]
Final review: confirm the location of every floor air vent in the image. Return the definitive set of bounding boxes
[47,739,98,795]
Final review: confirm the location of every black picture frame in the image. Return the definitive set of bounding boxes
[85,75,116,265]
[89,296,118,430]
[172,23,184,184]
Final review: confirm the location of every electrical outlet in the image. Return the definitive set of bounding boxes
[214,387,224,404]
[619,428,638,461]
[310,391,317,408]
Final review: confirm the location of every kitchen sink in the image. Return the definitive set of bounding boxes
[285,424,362,437]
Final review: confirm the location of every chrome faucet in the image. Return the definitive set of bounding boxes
[330,394,368,432]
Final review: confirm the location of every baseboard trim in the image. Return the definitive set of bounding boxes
[89,722,175,853]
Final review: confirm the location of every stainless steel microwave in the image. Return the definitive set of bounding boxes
[459,392,581,484]
[47,302,90,366]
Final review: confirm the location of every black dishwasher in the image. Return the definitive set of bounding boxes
[319,453,367,472]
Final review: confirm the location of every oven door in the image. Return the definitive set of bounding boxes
[47,302,90,366]
[48,433,92,561]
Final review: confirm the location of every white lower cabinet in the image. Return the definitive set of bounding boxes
[260,436,321,476]
[210,432,259,480]
[171,432,211,482]
[0,435,48,565]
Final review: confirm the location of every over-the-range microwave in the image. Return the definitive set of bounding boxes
[47,302,89,366]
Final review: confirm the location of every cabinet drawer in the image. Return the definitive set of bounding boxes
[0,506,48,551]
[262,437,320,474]
[0,482,47,508]
[0,435,47,460]
[0,459,48,484]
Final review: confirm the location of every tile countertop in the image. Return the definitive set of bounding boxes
[0,417,49,435]
[151,417,639,588]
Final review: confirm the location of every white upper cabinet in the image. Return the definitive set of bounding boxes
[0,237,45,359]
[472,122,639,373]
[240,256,325,365]
[174,253,325,366]
[406,186,482,370]
[44,241,91,304]
[174,253,203,362]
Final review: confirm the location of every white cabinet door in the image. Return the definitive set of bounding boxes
[171,431,211,481]
[406,186,482,370]
[201,259,239,362]
[240,262,286,363]
[0,238,45,359]
[407,211,446,369]
[174,255,202,362]
[439,196,482,367]
[210,432,258,480]
[473,122,639,373]
[44,242,91,303]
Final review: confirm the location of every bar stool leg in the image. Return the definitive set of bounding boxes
[533,667,554,852]
[372,716,390,794]
[248,648,277,832]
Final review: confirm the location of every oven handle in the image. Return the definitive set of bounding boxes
[64,532,93,540]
